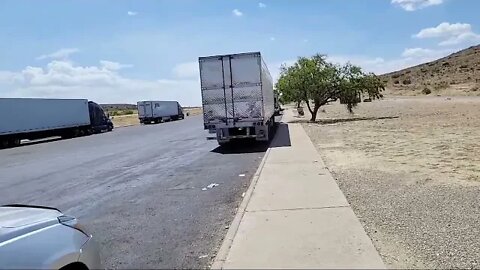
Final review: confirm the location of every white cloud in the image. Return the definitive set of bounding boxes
[172,62,199,79]
[232,9,243,17]
[36,48,79,60]
[439,32,480,46]
[0,60,201,105]
[401,47,434,57]
[270,37,276,41]
[414,22,480,46]
[100,60,133,70]
[127,11,138,16]
[258,2,267,8]
[391,0,443,11]
[414,22,472,39]
[401,47,454,59]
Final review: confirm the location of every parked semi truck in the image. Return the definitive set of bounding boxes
[0,98,113,148]
[199,52,275,145]
[137,101,184,124]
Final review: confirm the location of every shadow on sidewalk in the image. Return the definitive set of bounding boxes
[211,122,291,154]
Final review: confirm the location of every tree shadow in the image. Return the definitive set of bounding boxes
[210,122,291,154]
[289,116,399,125]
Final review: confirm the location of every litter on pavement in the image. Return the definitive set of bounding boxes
[202,183,219,191]
[207,183,219,189]
[239,174,246,177]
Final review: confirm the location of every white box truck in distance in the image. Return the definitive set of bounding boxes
[199,52,275,145]
[0,98,113,148]
[137,101,184,124]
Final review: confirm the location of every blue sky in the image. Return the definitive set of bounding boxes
[0,0,479,105]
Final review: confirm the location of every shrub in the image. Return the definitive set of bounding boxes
[394,80,400,85]
[422,87,432,95]
[402,79,412,85]
[434,81,449,90]
[124,110,134,115]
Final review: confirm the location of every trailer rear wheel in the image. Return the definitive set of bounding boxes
[10,139,21,147]
[1,139,9,148]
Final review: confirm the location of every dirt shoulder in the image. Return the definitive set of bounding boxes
[302,96,480,269]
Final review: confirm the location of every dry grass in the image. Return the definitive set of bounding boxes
[302,96,480,269]
[304,96,480,183]
[111,114,139,128]
[184,107,202,116]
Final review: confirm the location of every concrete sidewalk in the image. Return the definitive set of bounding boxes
[212,109,385,269]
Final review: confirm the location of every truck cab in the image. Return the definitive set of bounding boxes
[88,101,113,133]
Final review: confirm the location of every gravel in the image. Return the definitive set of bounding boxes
[331,168,480,269]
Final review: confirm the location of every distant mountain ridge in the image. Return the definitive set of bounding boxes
[101,104,137,111]
[381,45,480,96]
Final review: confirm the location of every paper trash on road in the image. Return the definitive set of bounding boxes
[239,174,246,177]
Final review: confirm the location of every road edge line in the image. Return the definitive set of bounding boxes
[211,146,272,269]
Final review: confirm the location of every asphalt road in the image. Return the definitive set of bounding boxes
[0,116,268,268]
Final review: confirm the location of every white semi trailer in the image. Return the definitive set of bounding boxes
[199,52,275,145]
[0,98,113,148]
[137,101,184,124]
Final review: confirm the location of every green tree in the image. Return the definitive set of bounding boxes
[275,54,384,121]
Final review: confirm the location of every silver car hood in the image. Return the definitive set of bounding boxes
[0,206,62,244]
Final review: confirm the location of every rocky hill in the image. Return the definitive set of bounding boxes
[381,45,480,96]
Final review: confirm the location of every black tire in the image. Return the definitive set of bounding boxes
[1,140,9,148]
[12,139,21,146]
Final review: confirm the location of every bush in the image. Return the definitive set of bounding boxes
[422,87,432,95]
[402,79,412,85]
[394,80,400,85]
[124,110,134,115]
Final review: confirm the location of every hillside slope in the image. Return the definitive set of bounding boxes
[381,45,480,96]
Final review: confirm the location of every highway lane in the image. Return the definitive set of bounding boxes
[0,116,268,268]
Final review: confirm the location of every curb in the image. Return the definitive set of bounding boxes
[211,147,272,269]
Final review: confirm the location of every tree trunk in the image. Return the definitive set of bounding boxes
[296,100,301,108]
[310,103,320,122]
[305,99,314,115]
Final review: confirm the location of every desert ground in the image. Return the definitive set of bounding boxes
[302,96,480,269]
